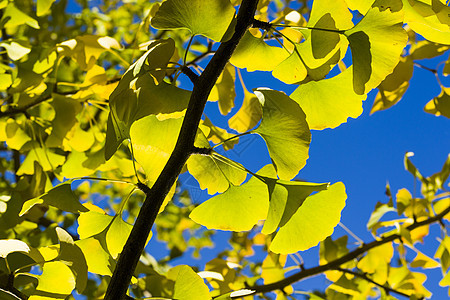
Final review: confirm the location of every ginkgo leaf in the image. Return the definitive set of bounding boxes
[0,239,30,258]
[37,0,56,16]
[130,115,182,182]
[261,177,329,235]
[77,210,112,239]
[16,148,65,175]
[1,3,40,29]
[105,57,190,159]
[57,35,121,70]
[169,265,212,300]
[343,0,374,14]
[55,228,88,293]
[290,67,367,130]
[424,87,450,118]
[253,89,311,180]
[344,0,408,94]
[187,130,246,194]
[228,87,262,133]
[269,182,347,254]
[371,56,414,114]
[403,0,450,45]
[146,39,176,84]
[208,63,236,115]
[230,31,289,72]
[411,249,440,269]
[105,216,133,259]
[151,0,235,42]
[75,238,113,276]
[273,0,353,84]
[202,117,239,150]
[20,181,88,215]
[35,261,76,295]
[0,41,31,61]
[189,175,269,231]
[0,289,21,300]
[46,94,82,149]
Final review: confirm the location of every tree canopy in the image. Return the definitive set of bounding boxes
[0,0,449,299]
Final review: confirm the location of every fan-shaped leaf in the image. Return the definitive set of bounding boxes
[228,88,262,133]
[290,67,367,130]
[151,0,235,42]
[169,265,211,300]
[344,0,408,94]
[424,87,450,118]
[230,31,288,72]
[270,182,347,254]
[253,89,310,180]
[189,175,269,231]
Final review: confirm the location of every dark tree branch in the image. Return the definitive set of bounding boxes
[252,18,272,31]
[104,1,261,299]
[180,65,199,84]
[251,204,450,294]
[191,146,212,155]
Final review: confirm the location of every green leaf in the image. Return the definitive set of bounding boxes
[105,51,190,160]
[75,237,113,276]
[189,174,269,231]
[55,228,88,293]
[261,177,329,235]
[269,182,347,254]
[20,181,88,215]
[371,56,414,114]
[273,0,353,84]
[228,87,262,133]
[105,216,133,259]
[253,89,311,180]
[0,41,31,61]
[424,87,450,119]
[168,265,211,300]
[290,67,367,130]
[37,0,56,16]
[208,63,236,115]
[16,148,65,175]
[187,131,247,194]
[230,31,289,72]
[344,0,408,94]
[130,116,182,182]
[45,94,82,149]
[403,0,450,45]
[1,3,40,29]
[57,35,121,71]
[151,0,235,42]
[0,239,30,258]
[34,261,76,296]
[202,116,239,150]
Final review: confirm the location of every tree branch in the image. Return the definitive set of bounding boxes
[104,1,261,299]
[251,204,450,294]
[335,268,414,299]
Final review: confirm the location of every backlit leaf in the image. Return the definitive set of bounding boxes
[0,41,31,61]
[105,56,190,159]
[1,3,40,29]
[344,0,408,94]
[424,87,450,118]
[269,182,347,254]
[187,130,246,194]
[230,31,288,72]
[20,181,88,215]
[189,174,269,231]
[0,239,30,258]
[151,0,235,42]
[105,216,133,259]
[403,0,450,45]
[371,56,414,114]
[169,265,211,300]
[290,67,366,130]
[228,87,262,133]
[16,148,65,175]
[75,238,113,276]
[253,89,311,180]
[130,115,182,182]
[37,0,56,16]
[208,63,236,115]
[57,35,121,71]
[35,261,76,295]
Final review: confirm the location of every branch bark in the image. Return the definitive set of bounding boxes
[104,1,260,299]
[251,204,450,295]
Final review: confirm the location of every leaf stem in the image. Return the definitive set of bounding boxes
[272,23,346,34]
[212,131,252,148]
